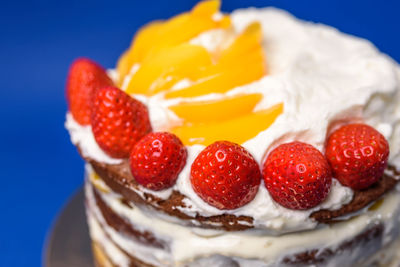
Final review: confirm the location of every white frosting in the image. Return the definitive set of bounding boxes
[65,113,122,164]
[172,146,353,233]
[86,175,400,266]
[87,212,131,266]
[66,8,400,233]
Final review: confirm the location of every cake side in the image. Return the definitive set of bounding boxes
[85,166,400,266]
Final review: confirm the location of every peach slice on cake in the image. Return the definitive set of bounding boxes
[116,21,163,84]
[171,103,283,145]
[164,59,265,98]
[125,43,212,95]
[169,93,263,123]
[117,0,230,86]
[165,22,266,99]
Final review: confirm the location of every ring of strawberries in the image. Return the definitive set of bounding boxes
[66,58,390,211]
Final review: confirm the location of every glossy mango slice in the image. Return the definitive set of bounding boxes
[171,103,283,145]
[218,22,263,66]
[169,93,262,123]
[142,12,229,60]
[125,43,212,95]
[116,0,230,85]
[116,21,164,85]
[190,0,231,29]
[165,22,266,98]
[165,58,265,98]
[192,0,219,17]
[116,51,130,86]
[150,0,230,50]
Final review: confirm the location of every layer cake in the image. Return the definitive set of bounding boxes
[65,1,400,266]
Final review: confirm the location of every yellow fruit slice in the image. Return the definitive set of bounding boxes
[116,0,231,86]
[171,103,283,145]
[192,0,219,17]
[191,0,231,29]
[116,51,130,86]
[165,58,265,99]
[169,93,263,123]
[129,21,164,63]
[146,75,182,94]
[141,12,229,61]
[125,44,213,95]
[218,22,263,66]
[116,21,164,85]
[165,22,266,99]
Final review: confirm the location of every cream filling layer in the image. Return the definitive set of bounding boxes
[87,211,131,267]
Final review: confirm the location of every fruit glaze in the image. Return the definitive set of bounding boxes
[65,1,400,265]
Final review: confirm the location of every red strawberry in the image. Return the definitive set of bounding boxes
[325,123,389,190]
[190,141,261,210]
[129,132,187,191]
[91,86,152,158]
[263,141,332,210]
[66,58,113,125]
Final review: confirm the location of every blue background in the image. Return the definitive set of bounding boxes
[1,0,399,266]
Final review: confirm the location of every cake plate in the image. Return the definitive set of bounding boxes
[45,187,93,267]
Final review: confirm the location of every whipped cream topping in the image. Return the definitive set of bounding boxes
[66,8,400,232]
[65,113,122,164]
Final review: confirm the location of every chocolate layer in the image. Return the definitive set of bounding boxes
[310,165,400,222]
[84,149,399,231]
[89,185,394,267]
[89,158,253,231]
[93,187,168,250]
